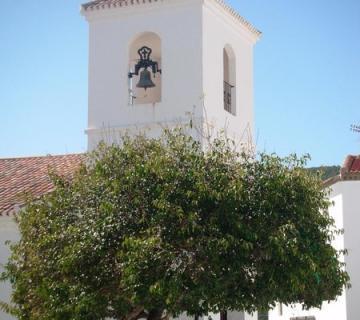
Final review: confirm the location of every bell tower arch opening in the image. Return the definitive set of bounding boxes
[129,32,162,105]
[223,45,236,115]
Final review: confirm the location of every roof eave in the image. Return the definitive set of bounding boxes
[323,173,360,188]
[81,0,261,40]
[211,0,261,40]
[323,175,341,188]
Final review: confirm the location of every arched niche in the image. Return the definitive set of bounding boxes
[129,32,162,105]
[223,45,236,115]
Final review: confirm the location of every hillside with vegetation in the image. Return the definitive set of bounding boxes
[308,166,340,181]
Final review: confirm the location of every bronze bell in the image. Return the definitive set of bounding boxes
[136,68,155,90]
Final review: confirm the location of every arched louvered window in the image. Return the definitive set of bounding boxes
[223,45,236,115]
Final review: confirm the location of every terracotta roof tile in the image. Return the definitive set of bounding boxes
[324,155,360,187]
[0,154,84,216]
[82,0,126,10]
[347,155,360,172]
[341,155,360,176]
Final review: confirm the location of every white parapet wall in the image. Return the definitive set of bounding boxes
[0,216,19,320]
[339,180,360,320]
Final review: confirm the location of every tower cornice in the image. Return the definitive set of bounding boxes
[81,0,261,39]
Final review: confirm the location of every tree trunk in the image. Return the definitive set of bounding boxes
[123,306,146,320]
[147,308,164,320]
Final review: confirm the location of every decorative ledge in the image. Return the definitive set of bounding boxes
[81,0,261,38]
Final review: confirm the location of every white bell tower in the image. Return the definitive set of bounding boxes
[81,0,260,150]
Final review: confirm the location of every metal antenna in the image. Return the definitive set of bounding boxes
[351,124,360,133]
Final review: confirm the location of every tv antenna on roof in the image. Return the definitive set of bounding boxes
[351,124,360,133]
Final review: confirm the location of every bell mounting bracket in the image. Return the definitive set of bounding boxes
[128,46,162,78]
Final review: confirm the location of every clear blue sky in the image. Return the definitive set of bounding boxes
[0,0,359,166]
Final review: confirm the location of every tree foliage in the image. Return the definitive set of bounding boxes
[1,130,349,320]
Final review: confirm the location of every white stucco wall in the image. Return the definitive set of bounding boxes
[338,180,360,320]
[83,0,258,151]
[202,0,256,147]
[0,216,19,320]
[84,0,204,149]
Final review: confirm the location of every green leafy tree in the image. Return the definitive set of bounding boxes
[1,130,349,320]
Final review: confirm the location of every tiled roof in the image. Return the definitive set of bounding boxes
[0,154,84,216]
[342,155,360,173]
[324,155,360,187]
[81,0,261,38]
[82,0,126,10]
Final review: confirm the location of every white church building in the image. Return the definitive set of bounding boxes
[0,1,359,319]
